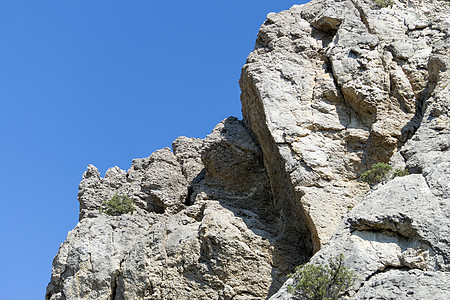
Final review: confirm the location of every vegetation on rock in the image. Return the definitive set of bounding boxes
[101,194,135,216]
[360,163,392,186]
[393,168,410,178]
[360,163,410,186]
[287,253,357,300]
[373,0,394,8]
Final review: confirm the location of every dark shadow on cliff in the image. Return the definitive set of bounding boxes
[189,117,311,298]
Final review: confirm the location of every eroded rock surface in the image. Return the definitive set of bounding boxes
[78,147,188,219]
[46,118,308,300]
[264,1,450,298]
[240,0,449,251]
[271,174,450,299]
[48,0,450,299]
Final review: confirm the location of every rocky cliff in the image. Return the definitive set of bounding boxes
[46,0,450,299]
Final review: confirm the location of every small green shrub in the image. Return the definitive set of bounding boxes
[287,254,357,300]
[393,168,409,178]
[373,0,394,8]
[101,194,135,216]
[360,162,392,186]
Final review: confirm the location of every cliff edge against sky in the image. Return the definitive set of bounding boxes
[47,0,450,299]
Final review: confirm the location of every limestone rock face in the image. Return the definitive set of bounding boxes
[47,118,308,300]
[240,0,450,251]
[271,174,450,299]
[48,0,450,299]
[78,147,188,219]
[260,1,450,298]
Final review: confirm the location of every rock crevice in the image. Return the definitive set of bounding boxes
[47,0,450,299]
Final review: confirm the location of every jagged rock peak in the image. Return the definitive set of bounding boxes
[239,0,449,298]
[47,0,450,299]
[46,117,309,300]
[241,0,450,252]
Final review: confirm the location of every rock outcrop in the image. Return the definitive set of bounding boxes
[46,118,309,300]
[240,0,449,251]
[47,0,450,299]
[251,0,449,298]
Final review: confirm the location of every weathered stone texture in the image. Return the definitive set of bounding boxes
[241,1,450,299]
[240,0,450,252]
[48,0,450,299]
[47,118,308,300]
[271,173,450,299]
[78,147,188,219]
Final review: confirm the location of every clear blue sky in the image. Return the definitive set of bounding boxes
[0,1,308,298]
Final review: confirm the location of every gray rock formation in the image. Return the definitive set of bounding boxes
[47,0,450,299]
[240,0,449,251]
[271,175,450,299]
[78,147,189,220]
[255,0,450,299]
[47,118,308,300]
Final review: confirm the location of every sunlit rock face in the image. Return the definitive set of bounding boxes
[241,0,449,299]
[47,0,450,299]
[46,118,309,300]
[240,0,449,251]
